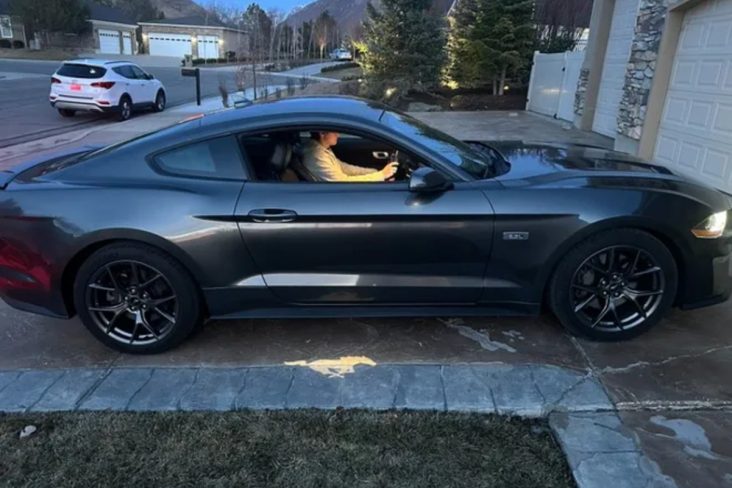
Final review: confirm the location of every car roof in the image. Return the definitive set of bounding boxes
[200,96,390,128]
[62,59,134,67]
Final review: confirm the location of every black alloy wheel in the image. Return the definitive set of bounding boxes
[74,243,202,353]
[550,228,677,341]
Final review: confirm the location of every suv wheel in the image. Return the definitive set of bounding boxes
[117,95,132,121]
[154,90,166,112]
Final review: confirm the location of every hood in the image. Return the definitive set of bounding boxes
[485,141,671,180]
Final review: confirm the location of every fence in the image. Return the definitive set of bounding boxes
[525,50,585,122]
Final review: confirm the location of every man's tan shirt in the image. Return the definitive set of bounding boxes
[302,139,383,182]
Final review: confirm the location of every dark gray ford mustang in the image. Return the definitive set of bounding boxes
[1,96,731,353]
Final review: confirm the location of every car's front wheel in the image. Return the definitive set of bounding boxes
[73,242,203,354]
[153,90,166,112]
[58,108,75,117]
[549,228,677,341]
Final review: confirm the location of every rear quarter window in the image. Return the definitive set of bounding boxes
[152,136,246,180]
[57,63,107,79]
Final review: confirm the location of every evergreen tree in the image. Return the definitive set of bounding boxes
[446,0,534,95]
[360,0,446,101]
[10,0,89,46]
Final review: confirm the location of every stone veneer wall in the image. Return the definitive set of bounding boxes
[617,0,669,139]
[574,67,591,116]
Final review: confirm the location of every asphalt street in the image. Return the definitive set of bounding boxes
[0,59,335,147]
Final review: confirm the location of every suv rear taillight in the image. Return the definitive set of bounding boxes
[51,77,61,84]
[91,81,115,89]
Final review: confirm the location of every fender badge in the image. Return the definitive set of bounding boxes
[503,231,529,241]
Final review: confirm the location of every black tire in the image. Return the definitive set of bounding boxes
[153,90,166,112]
[549,228,677,341]
[73,242,203,354]
[117,95,132,121]
[58,108,75,117]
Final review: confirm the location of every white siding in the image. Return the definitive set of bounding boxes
[654,0,732,192]
[592,0,641,137]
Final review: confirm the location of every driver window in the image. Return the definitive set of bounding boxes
[238,129,427,184]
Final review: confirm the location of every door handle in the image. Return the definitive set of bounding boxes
[248,209,298,223]
[372,151,389,159]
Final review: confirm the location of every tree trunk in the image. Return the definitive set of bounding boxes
[498,66,506,96]
[492,78,497,95]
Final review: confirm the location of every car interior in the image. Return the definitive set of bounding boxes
[239,130,427,183]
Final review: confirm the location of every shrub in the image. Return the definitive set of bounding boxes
[0,40,11,48]
[320,61,359,73]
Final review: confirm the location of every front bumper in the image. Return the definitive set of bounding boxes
[677,235,732,309]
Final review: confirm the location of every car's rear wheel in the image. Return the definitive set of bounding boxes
[73,242,203,354]
[153,90,166,112]
[549,228,677,341]
[58,108,75,117]
[117,95,132,121]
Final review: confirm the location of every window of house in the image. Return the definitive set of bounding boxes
[0,16,12,39]
[152,136,246,180]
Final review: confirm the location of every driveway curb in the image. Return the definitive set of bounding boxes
[0,362,675,487]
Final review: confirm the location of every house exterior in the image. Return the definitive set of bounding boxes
[0,0,27,48]
[576,0,732,193]
[138,16,248,60]
[88,3,138,55]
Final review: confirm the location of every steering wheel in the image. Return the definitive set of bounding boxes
[392,150,416,181]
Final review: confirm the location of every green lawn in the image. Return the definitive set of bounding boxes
[0,410,575,488]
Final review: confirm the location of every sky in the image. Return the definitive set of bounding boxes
[195,0,309,16]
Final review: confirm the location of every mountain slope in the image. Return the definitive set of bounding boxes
[153,0,206,19]
[284,0,454,37]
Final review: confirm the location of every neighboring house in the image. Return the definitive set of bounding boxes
[575,0,732,192]
[88,3,138,55]
[138,16,248,60]
[0,0,27,48]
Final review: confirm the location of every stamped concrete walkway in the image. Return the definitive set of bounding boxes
[0,362,675,488]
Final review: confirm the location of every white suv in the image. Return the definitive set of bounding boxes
[50,59,167,121]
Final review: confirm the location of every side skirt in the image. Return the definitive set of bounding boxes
[210,303,541,320]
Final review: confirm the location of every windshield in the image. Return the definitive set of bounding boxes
[381,111,492,178]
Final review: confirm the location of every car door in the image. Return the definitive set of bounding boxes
[130,65,157,103]
[113,65,142,102]
[234,170,494,306]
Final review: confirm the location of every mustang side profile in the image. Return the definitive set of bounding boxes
[0,96,730,353]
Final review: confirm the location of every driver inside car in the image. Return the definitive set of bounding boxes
[302,131,399,182]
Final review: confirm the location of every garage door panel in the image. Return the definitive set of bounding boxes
[99,29,120,54]
[149,33,191,58]
[654,0,732,192]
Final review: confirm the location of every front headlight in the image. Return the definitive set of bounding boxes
[691,211,728,239]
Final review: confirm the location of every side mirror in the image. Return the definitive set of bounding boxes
[146,73,154,80]
[408,167,453,193]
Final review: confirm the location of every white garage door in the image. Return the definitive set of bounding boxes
[99,29,121,54]
[654,0,732,192]
[122,32,132,55]
[148,33,192,58]
[197,35,219,59]
[592,0,641,137]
